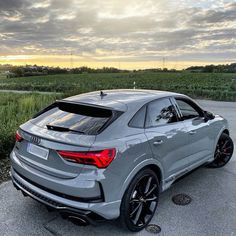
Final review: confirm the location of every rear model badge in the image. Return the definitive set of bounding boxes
[30,135,41,145]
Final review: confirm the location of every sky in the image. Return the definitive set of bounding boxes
[0,0,236,69]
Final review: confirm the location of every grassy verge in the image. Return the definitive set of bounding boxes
[0,92,63,159]
[0,92,63,184]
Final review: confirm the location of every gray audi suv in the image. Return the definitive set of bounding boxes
[10,89,234,232]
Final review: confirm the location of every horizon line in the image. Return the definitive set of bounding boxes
[1,61,236,71]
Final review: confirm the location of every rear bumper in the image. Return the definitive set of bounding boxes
[10,151,121,220]
[11,169,104,224]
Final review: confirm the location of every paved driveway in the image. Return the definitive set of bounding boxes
[0,100,235,236]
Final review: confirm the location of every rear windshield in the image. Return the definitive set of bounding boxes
[31,102,115,135]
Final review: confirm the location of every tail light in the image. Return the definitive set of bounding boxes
[57,148,116,168]
[16,130,23,142]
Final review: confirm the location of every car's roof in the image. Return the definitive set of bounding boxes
[63,89,181,111]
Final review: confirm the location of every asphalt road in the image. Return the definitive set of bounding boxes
[0,99,235,236]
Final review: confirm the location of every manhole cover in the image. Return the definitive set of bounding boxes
[145,224,161,234]
[172,193,192,206]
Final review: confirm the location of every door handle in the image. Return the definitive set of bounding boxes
[188,130,197,135]
[153,140,163,146]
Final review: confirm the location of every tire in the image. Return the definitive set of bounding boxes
[120,168,159,232]
[206,133,234,168]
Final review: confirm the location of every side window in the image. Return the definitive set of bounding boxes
[145,98,178,128]
[129,105,146,128]
[176,99,200,120]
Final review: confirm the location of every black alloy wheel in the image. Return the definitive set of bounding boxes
[120,169,159,232]
[207,133,234,168]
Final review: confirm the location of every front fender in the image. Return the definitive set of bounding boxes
[214,125,229,150]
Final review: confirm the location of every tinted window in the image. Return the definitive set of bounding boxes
[129,106,146,128]
[145,98,178,127]
[32,102,114,135]
[176,99,200,120]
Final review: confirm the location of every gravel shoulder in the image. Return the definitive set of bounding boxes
[0,158,10,184]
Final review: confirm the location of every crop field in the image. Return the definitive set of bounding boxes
[0,74,6,80]
[0,72,236,101]
[0,72,235,160]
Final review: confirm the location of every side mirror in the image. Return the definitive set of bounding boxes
[203,111,215,122]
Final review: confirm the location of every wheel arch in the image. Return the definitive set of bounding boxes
[143,164,162,185]
[119,160,164,200]
[222,129,229,136]
[213,127,230,154]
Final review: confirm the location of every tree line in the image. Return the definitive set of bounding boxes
[0,63,236,78]
[185,63,236,73]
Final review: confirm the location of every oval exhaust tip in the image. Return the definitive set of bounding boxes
[68,215,89,226]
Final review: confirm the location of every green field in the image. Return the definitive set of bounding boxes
[0,72,236,101]
[0,72,236,159]
[0,73,6,80]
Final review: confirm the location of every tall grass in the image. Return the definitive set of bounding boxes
[0,92,63,158]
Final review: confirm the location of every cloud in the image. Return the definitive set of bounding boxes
[0,0,235,66]
[0,0,26,10]
[30,0,51,9]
